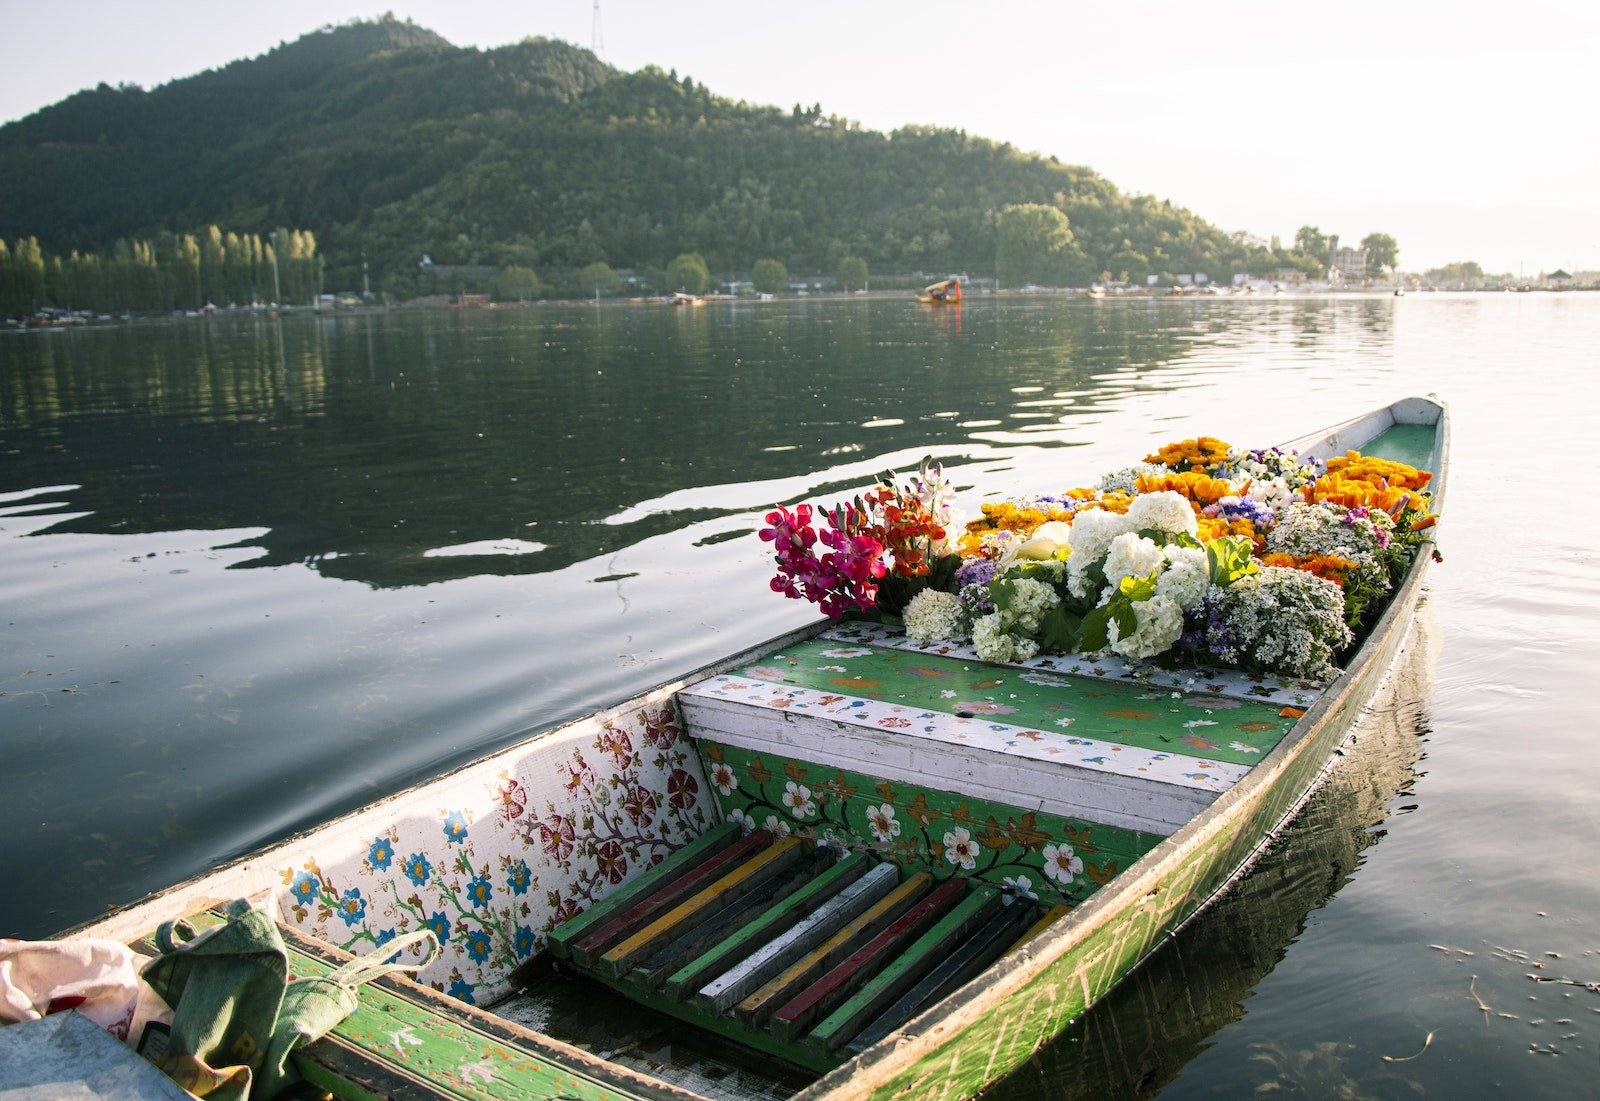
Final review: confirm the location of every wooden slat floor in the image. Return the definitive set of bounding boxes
[547,829,1062,1072]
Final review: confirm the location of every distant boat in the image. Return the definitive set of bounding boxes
[666,292,704,307]
[916,277,962,305]
[1085,285,1106,299]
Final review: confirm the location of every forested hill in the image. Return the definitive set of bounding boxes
[0,16,1294,295]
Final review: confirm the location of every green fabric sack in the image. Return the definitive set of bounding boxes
[138,898,437,1100]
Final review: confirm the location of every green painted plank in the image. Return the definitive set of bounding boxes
[627,847,834,990]
[842,897,1040,1057]
[570,828,774,967]
[545,820,741,959]
[767,878,967,1044]
[662,851,872,1001]
[807,885,1005,1054]
[725,638,1295,764]
[597,837,806,978]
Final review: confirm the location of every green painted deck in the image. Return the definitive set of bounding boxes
[730,637,1296,766]
[1354,421,1438,470]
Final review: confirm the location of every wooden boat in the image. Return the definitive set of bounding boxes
[50,397,1446,1101]
[915,278,961,305]
[1084,286,1106,299]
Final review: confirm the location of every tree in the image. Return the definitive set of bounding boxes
[836,255,869,292]
[495,265,541,301]
[1360,233,1398,275]
[577,261,621,298]
[996,203,1081,289]
[752,258,787,295]
[1293,226,1328,263]
[666,252,710,294]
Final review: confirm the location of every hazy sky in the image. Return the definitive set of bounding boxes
[5,1,1597,275]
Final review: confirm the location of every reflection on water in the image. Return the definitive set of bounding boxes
[2,300,1373,586]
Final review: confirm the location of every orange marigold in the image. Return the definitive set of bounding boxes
[1260,552,1360,588]
[1136,470,1233,507]
[1144,435,1233,472]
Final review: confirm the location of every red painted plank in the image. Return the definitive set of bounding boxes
[569,829,773,966]
[769,877,967,1041]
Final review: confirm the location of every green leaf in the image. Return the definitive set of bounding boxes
[1078,605,1112,652]
[1119,573,1158,601]
[1206,535,1260,587]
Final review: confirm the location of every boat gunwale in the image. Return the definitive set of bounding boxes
[795,394,1448,1099]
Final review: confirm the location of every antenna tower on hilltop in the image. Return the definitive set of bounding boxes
[591,1,606,61]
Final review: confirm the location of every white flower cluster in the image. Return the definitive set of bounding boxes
[1204,566,1353,680]
[1266,502,1391,596]
[1102,532,1166,593]
[903,588,968,642]
[1154,546,1209,610]
[1096,463,1168,495]
[972,576,1060,664]
[1107,593,1186,659]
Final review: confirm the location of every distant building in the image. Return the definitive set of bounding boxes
[1326,235,1369,284]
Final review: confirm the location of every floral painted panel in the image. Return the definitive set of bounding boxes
[273,704,715,1007]
[696,740,1162,911]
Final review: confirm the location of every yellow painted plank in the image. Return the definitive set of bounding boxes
[597,836,806,977]
[1013,902,1071,949]
[735,872,932,1027]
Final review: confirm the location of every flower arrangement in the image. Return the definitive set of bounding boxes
[760,437,1437,681]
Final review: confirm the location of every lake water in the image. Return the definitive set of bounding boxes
[3,293,1597,1098]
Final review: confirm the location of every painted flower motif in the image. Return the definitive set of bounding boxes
[595,839,628,885]
[641,708,680,748]
[819,647,874,659]
[336,888,366,926]
[599,728,634,770]
[1042,842,1085,884]
[373,928,397,949]
[514,924,537,959]
[467,874,493,909]
[403,852,433,887]
[710,763,738,796]
[448,976,475,1004]
[496,778,527,821]
[878,716,912,730]
[425,911,452,944]
[763,814,793,838]
[1002,875,1039,903]
[782,781,817,819]
[866,803,901,842]
[954,701,1017,715]
[667,768,700,810]
[944,827,980,870]
[367,837,394,871]
[622,784,660,827]
[442,811,469,845]
[548,896,582,927]
[745,665,791,681]
[817,830,852,857]
[505,859,532,896]
[463,928,493,964]
[538,816,576,861]
[289,870,319,905]
[1229,740,1261,754]
[1054,717,1076,729]
[564,758,597,795]
[728,807,756,835]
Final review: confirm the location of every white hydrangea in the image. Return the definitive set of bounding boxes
[972,613,1041,664]
[1097,463,1169,495]
[1102,532,1165,591]
[1123,490,1199,537]
[1108,593,1186,660]
[1204,566,1352,680]
[1003,577,1060,634]
[1155,546,1209,610]
[903,589,967,641]
[1066,508,1129,566]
